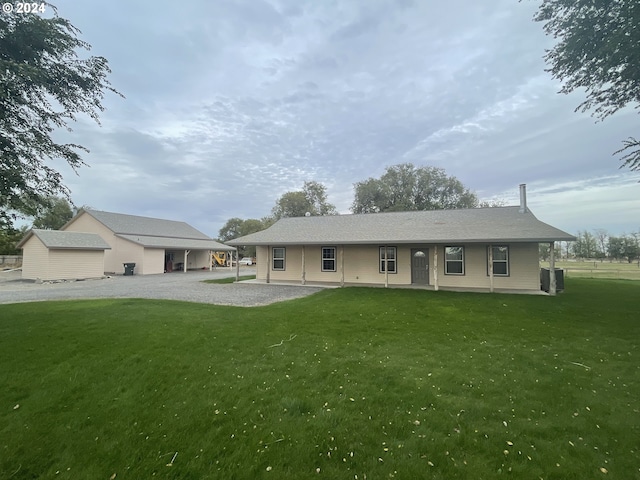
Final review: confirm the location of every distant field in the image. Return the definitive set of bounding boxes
[0,279,639,479]
[541,260,640,280]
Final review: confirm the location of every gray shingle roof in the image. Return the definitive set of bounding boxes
[227,207,576,246]
[116,234,233,250]
[68,209,234,251]
[18,229,111,250]
[83,210,211,239]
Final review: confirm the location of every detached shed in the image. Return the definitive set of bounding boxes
[17,229,111,281]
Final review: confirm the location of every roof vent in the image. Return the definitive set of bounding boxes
[519,184,528,213]
[305,212,311,217]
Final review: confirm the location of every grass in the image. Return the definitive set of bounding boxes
[0,279,638,479]
[202,275,257,284]
[541,260,640,280]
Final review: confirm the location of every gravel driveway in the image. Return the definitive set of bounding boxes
[0,268,325,306]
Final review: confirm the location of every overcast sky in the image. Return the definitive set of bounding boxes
[50,0,638,238]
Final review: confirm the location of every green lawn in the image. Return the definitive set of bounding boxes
[0,279,638,479]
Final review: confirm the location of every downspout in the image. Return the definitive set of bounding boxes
[301,245,306,285]
[209,250,212,271]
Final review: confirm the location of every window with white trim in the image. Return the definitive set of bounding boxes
[445,246,464,275]
[379,246,397,273]
[272,247,285,270]
[488,245,509,276]
[322,247,336,272]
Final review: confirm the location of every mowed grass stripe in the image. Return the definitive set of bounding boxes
[0,279,638,479]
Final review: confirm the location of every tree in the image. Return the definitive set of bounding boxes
[593,228,609,261]
[32,196,73,230]
[351,163,478,214]
[572,230,598,259]
[218,217,268,257]
[0,5,121,228]
[533,0,640,171]
[0,224,27,254]
[271,181,337,219]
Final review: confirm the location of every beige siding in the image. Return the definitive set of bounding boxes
[256,246,268,280]
[63,213,117,273]
[21,235,105,280]
[48,250,105,280]
[114,238,145,274]
[142,248,164,275]
[434,243,539,290]
[256,242,541,292]
[21,236,50,280]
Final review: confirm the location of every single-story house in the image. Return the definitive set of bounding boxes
[17,229,111,281]
[59,209,234,275]
[228,185,575,294]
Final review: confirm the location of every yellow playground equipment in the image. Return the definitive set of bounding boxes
[212,251,231,267]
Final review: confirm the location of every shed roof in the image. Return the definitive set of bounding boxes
[227,207,576,246]
[17,229,111,250]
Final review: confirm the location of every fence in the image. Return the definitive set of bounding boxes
[0,255,22,267]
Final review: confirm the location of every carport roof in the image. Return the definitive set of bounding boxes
[17,229,111,250]
[117,234,233,250]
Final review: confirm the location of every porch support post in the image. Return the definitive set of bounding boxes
[489,244,494,293]
[235,249,240,281]
[301,245,306,285]
[433,245,439,291]
[384,245,389,288]
[340,245,345,287]
[266,246,271,284]
[549,241,556,296]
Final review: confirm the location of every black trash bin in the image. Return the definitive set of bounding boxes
[540,267,564,292]
[123,263,136,276]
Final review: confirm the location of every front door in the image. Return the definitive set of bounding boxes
[411,249,429,285]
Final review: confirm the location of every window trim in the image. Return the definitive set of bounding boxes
[444,246,465,275]
[487,245,510,277]
[272,247,285,271]
[379,246,397,274]
[321,246,337,272]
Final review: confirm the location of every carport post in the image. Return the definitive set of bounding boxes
[183,250,190,272]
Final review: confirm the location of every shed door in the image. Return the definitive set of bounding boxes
[411,249,429,285]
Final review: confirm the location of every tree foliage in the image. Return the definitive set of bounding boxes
[0,224,27,254]
[533,0,640,171]
[351,163,478,214]
[32,196,73,230]
[0,5,121,227]
[218,217,269,257]
[271,181,337,219]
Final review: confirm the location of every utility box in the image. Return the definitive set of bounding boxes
[540,267,564,292]
[123,263,136,276]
